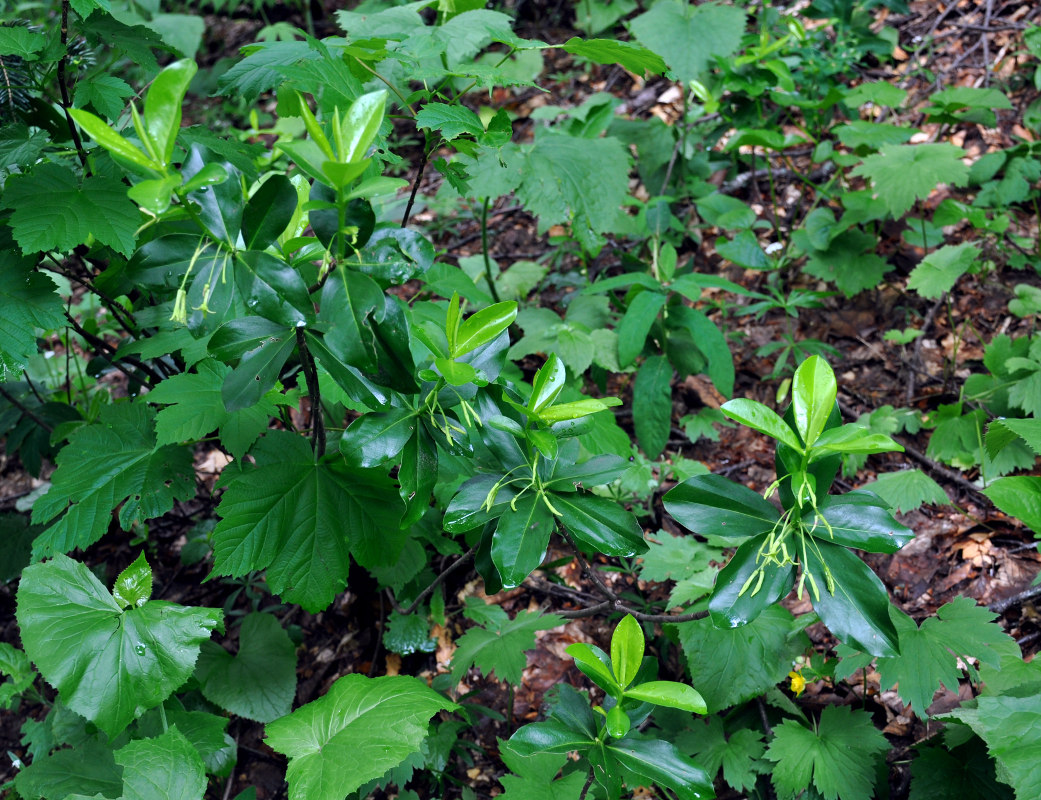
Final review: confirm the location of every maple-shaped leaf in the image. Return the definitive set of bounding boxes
[16,554,221,738]
[210,431,405,612]
[1,162,139,256]
[73,75,133,120]
[450,600,562,685]
[685,716,767,793]
[851,143,969,217]
[145,358,275,457]
[766,705,888,800]
[265,674,459,800]
[638,531,723,608]
[513,130,630,255]
[498,747,586,800]
[875,597,1017,716]
[860,469,950,513]
[0,249,65,381]
[909,739,1013,800]
[30,403,195,560]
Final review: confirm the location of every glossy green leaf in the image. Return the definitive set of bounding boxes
[678,605,808,713]
[624,681,707,714]
[69,108,159,175]
[553,491,647,556]
[435,356,479,386]
[810,423,903,457]
[398,427,438,527]
[17,554,221,738]
[538,396,621,423]
[195,612,297,723]
[221,331,295,413]
[566,642,619,693]
[306,332,388,409]
[455,301,518,357]
[319,267,384,370]
[143,58,197,166]
[444,474,518,533]
[509,719,596,756]
[805,493,914,553]
[338,90,387,164]
[664,474,780,540]
[340,408,418,468]
[234,251,312,327]
[618,290,666,367]
[209,316,290,361]
[606,704,631,738]
[804,540,899,657]
[113,552,152,610]
[721,398,802,452]
[607,737,715,800]
[265,674,457,800]
[708,533,796,628]
[792,356,836,448]
[243,174,298,250]
[611,615,644,690]
[530,353,566,412]
[633,354,672,459]
[492,492,554,588]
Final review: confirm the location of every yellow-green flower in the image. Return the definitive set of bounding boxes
[788,670,806,697]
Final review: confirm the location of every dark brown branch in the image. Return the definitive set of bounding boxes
[295,327,325,458]
[57,0,89,173]
[386,546,478,616]
[401,144,430,229]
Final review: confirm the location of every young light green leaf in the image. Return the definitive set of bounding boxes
[143,58,198,167]
[454,301,518,357]
[606,704,631,738]
[624,680,707,714]
[721,398,803,451]
[850,143,970,218]
[265,674,458,800]
[529,353,566,413]
[195,612,298,723]
[537,396,622,423]
[339,90,387,163]
[561,37,667,75]
[566,642,619,693]
[792,355,837,448]
[906,243,980,299]
[611,614,644,690]
[69,108,160,175]
[860,469,950,514]
[113,552,153,610]
[16,554,221,738]
[765,705,888,800]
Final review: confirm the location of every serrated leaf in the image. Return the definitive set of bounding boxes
[629,0,746,83]
[561,37,666,75]
[984,476,1041,532]
[265,674,459,800]
[450,608,563,685]
[0,252,65,381]
[633,354,673,458]
[765,705,888,800]
[16,554,221,738]
[13,738,123,800]
[1,163,140,255]
[861,469,950,513]
[113,552,152,609]
[875,598,1016,716]
[0,26,46,58]
[146,359,275,456]
[677,605,809,713]
[909,739,1013,800]
[906,243,979,299]
[416,102,486,140]
[115,726,207,800]
[195,612,297,722]
[211,431,404,612]
[686,717,766,793]
[73,75,133,120]
[850,143,970,218]
[30,404,195,560]
[514,131,630,254]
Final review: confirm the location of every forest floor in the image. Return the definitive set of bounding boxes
[3,1,1041,798]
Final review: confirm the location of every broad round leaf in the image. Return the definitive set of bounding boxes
[265,674,457,800]
[17,554,222,738]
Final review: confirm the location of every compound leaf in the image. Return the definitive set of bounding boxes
[0,251,65,380]
[16,554,221,738]
[906,243,980,299]
[265,674,458,800]
[211,431,404,612]
[765,705,888,800]
[850,143,969,218]
[30,404,195,560]
[861,469,950,514]
[450,604,563,685]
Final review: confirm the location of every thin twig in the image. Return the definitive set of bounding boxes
[295,327,325,458]
[387,546,478,616]
[57,0,89,173]
[64,311,162,387]
[0,385,53,432]
[401,144,431,229]
[990,584,1041,615]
